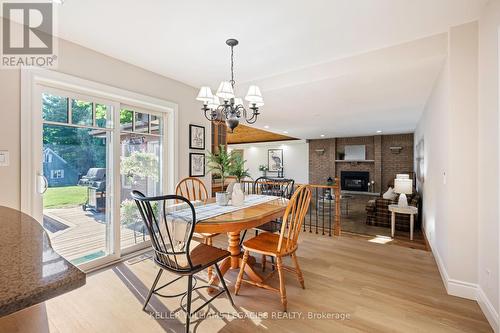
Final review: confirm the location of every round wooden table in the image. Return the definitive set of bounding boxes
[195,197,288,286]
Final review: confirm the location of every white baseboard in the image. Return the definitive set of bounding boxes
[426,231,498,332]
[446,278,480,300]
[477,287,500,333]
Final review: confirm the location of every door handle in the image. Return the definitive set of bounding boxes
[38,174,48,194]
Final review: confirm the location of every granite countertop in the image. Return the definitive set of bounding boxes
[0,206,86,317]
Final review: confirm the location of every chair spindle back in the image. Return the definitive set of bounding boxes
[253,177,295,199]
[176,177,208,203]
[131,190,200,272]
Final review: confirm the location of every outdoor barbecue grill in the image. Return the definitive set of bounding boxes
[78,168,106,213]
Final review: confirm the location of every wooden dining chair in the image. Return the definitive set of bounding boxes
[234,185,312,311]
[176,177,219,280]
[252,177,295,234]
[131,191,233,333]
[239,177,295,267]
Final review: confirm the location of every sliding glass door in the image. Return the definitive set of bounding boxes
[119,107,163,252]
[34,85,166,268]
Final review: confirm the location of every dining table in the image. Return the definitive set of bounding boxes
[194,196,288,287]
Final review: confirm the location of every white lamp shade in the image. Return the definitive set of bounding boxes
[396,174,410,179]
[196,86,214,103]
[394,178,413,194]
[208,96,220,110]
[233,97,243,106]
[245,85,263,103]
[216,81,235,100]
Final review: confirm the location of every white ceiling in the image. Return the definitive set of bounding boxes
[52,0,486,139]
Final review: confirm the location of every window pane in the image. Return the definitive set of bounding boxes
[71,99,93,126]
[120,134,161,249]
[42,93,68,123]
[120,109,133,131]
[135,112,149,133]
[150,114,162,135]
[95,104,109,128]
[42,124,112,265]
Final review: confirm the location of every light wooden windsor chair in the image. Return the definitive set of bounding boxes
[175,177,219,281]
[234,185,312,311]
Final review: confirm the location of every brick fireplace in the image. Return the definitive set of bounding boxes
[308,134,414,193]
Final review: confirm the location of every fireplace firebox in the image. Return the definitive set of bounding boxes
[340,171,369,192]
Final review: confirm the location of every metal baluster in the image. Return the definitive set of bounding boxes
[321,189,325,235]
[309,193,312,233]
[315,187,319,234]
[329,189,332,236]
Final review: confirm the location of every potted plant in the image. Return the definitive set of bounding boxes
[121,199,159,243]
[206,144,234,205]
[120,199,144,244]
[228,155,250,206]
[121,151,159,184]
[258,164,268,177]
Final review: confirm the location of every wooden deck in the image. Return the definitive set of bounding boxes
[43,207,146,263]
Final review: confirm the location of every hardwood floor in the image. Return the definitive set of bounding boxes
[341,230,429,251]
[0,232,491,333]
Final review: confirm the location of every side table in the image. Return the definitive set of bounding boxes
[388,204,418,240]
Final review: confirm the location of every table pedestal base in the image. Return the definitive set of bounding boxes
[208,231,263,292]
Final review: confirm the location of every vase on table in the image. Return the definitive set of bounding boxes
[216,192,229,206]
[232,183,245,206]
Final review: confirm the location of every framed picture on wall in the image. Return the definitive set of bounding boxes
[189,153,205,177]
[268,149,283,172]
[189,124,205,150]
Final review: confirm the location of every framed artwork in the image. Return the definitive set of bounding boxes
[268,149,283,172]
[416,138,425,184]
[189,153,205,177]
[189,124,205,150]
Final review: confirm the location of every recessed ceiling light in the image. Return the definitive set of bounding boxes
[52,0,65,4]
[264,125,269,129]
[376,130,383,133]
[283,131,288,134]
[320,134,325,137]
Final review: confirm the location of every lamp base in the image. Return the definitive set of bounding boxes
[398,193,408,207]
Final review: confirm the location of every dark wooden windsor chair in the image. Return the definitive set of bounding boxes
[240,177,295,241]
[239,177,295,270]
[131,191,233,333]
[252,177,295,233]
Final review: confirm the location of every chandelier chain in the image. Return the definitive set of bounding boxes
[230,45,235,88]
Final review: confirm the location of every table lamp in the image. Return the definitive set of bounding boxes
[394,178,412,207]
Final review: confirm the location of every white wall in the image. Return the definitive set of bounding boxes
[414,61,450,273]
[0,23,211,210]
[478,0,500,329]
[446,21,479,287]
[416,22,479,291]
[416,18,499,332]
[228,140,309,184]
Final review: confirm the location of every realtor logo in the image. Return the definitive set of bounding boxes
[1,1,57,68]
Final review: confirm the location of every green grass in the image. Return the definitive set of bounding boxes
[43,185,87,209]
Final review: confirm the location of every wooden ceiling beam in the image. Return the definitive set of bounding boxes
[227,124,298,144]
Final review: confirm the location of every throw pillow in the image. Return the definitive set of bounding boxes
[383,187,397,200]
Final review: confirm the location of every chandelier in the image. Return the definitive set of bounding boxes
[196,39,264,132]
